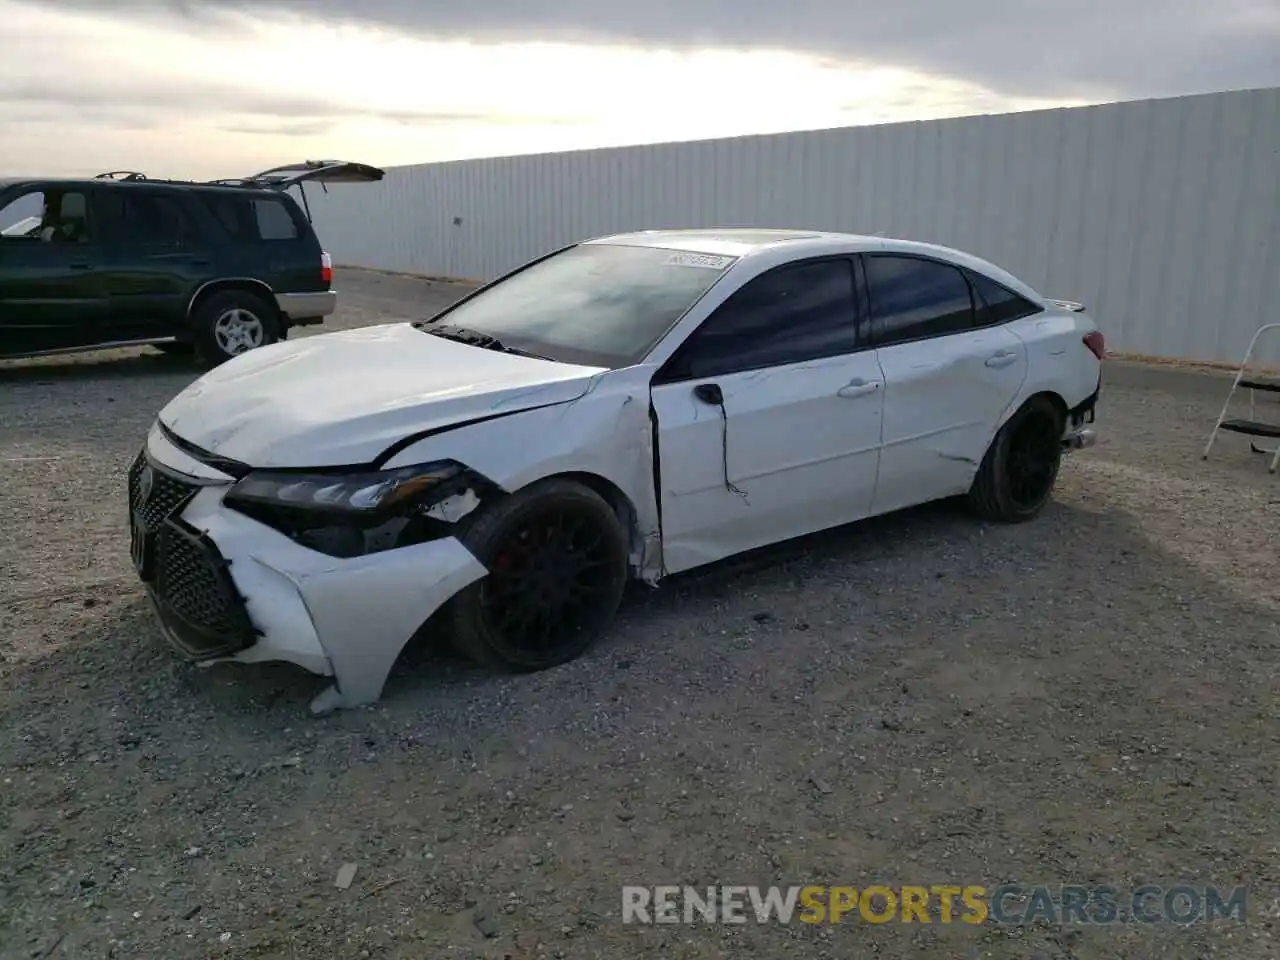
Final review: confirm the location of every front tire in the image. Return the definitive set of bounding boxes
[192,290,279,365]
[448,479,630,672]
[967,395,1065,522]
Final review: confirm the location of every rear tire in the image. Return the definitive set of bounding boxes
[192,290,280,366]
[967,395,1065,523]
[447,479,630,672]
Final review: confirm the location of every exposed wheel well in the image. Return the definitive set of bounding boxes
[1024,390,1068,426]
[536,471,643,571]
[187,279,277,325]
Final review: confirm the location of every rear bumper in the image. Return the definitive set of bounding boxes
[1063,375,1100,451]
[275,290,336,322]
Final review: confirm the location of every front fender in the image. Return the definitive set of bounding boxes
[381,370,663,580]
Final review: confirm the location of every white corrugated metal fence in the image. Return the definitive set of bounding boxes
[309,87,1280,365]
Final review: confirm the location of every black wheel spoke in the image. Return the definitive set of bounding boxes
[1005,411,1060,509]
[478,500,620,663]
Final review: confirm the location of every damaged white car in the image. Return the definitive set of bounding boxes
[128,229,1103,713]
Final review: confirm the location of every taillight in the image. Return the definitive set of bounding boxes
[320,252,333,287]
[1083,331,1105,360]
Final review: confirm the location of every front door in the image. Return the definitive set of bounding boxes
[0,186,107,355]
[651,257,885,574]
[861,253,1029,515]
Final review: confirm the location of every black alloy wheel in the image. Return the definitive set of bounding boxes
[967,395,1065,522]
[448,479,629,670]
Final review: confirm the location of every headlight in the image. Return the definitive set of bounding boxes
[224,460,465,517]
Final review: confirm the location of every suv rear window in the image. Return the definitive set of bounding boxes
[196,193,300,241]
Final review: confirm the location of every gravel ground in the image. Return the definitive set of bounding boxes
[1,270,1278,959]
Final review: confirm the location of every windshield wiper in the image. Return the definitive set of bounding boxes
[412,321,551,360]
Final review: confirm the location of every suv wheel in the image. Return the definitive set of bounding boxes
[193,291,280,365]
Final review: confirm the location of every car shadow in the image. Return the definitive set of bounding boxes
[0,347,200,383]
[0,487,1245,730]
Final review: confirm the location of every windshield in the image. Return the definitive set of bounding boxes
[420,242,737,368]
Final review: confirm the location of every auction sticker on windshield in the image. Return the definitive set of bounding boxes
[664,252,735,269]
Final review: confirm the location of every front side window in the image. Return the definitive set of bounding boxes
[420,243,736,368]
[0,189,92,244]
[864,255,974,346]
[665,258,859,380]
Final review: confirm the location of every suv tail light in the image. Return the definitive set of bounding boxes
[320,252,333,288]
[1083,331,1105,360]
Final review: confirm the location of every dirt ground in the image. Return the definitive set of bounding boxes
[1,270,1277,959]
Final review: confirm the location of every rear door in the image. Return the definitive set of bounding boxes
[94,187,214,340]
[193,190,322,293]
[0,185,108,355]
[651,256,885,574]
[862,253,1028,515]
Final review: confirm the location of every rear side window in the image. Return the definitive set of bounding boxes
[253,197,299,240]
[864,255,974,346]
[968,270,1043,325]
[195,192,300,241]
[668,258,859,379]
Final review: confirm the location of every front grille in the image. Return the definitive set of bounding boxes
[128,449,200,529]
[127,447,255,658]
[153,523,255,657]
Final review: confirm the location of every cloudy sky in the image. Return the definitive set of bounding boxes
[2,0,1277,180]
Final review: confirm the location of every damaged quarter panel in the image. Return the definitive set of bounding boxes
[380,366,663,579]
[1004,306,1103,412]
[870,324,1028,516]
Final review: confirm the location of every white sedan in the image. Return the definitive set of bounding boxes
[128,229,1103,713]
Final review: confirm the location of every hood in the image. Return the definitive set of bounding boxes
[158,323,605,468]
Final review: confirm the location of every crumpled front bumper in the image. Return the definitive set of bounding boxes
[136,425,487,714]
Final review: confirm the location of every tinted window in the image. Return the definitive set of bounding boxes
[422,243,735,368]
[194,193,299,241]
[95,191,198,245]
[197,194,253,239]
[0,189,91,244]
[969,270,1042,324]
[865,255,974,345]
[254,197,299,240]
[670,259,858,379]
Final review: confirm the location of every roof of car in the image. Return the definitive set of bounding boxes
[0,175,278,195]
[591,227,957,259]
[591,228,1045,303]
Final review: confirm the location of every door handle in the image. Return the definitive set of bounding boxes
[69,261,92,270]
[837,379,882,399]
[985,351,1019,369]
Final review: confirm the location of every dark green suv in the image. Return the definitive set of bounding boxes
[0,160,383,364]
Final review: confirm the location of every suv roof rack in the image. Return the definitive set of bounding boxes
[81,159,384,223]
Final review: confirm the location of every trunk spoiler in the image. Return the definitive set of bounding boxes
[1045,298,1087,313]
